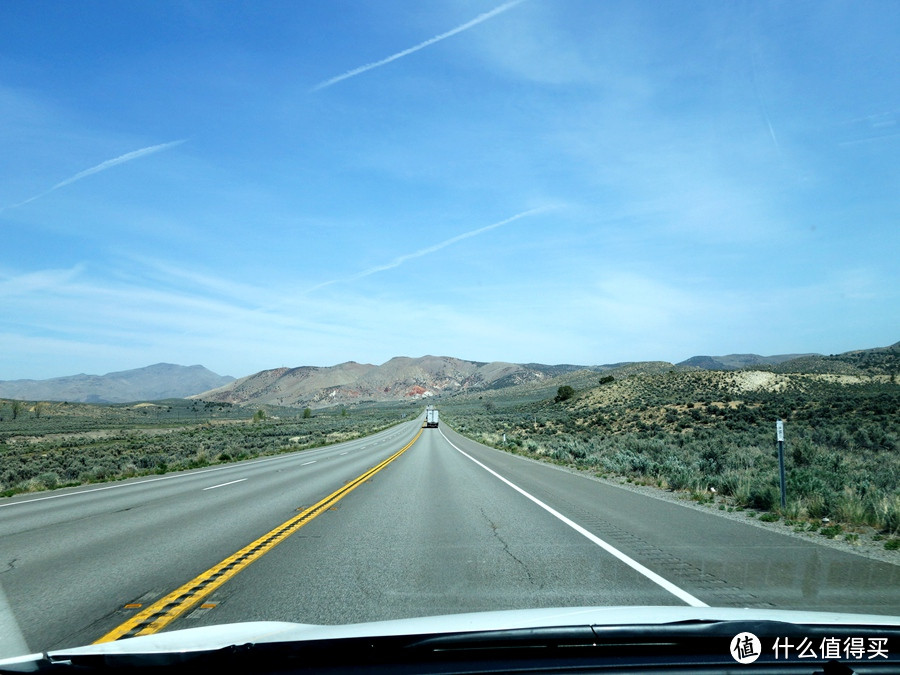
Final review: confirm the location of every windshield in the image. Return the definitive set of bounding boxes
[1,0,898,667]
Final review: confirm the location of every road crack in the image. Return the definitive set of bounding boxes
[0,558,17,574]
[479,508,542,589]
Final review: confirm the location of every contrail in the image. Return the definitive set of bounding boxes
[310,0,525,91]
[745,21,781,156]
[3,139,187,211]
[309,206,551,292]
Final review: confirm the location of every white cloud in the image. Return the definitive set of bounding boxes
[0,265,85,297]
[1,253,893,380]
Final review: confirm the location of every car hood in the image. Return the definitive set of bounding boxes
[3,605,899,666]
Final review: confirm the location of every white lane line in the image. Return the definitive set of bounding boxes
[0,448,327,509]
[439,429,708,608]
[0,463,257,509]
[1,420,422,510]
[340,452,348,456]
[301,460,317,466]
[202,478,247,491]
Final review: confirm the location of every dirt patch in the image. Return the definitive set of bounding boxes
[728,371,790,393]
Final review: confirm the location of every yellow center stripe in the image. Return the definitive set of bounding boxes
[95,427,423,643]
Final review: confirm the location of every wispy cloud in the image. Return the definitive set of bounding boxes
[0,265,85,297]
[2,139,186,212]
[310,0,525,91]
[308,206,551,292]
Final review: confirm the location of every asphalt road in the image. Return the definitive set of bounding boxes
[1,418,898,655]
[0,421,419,652]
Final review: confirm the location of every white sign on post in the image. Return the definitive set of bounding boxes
[776,420,784,442]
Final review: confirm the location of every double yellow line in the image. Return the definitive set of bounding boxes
[96,426,423,643]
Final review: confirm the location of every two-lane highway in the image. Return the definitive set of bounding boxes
[166,424,899,634]
[2,418,898,656]
[0,420,420,652]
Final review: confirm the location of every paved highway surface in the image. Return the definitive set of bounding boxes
[1,418,897,655]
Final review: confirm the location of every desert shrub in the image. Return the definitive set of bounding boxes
[871,494,900,534]
[554,386,575,403]
[550,448,571,462]
[787,469,829,500]
[607,449,651,475]
[716,470,745,496]
[699,445,725,476]
[834,487,868,525]
[661,455,696,491]
[804,493,830,520]
[748,483,780,511]
[666,468,696,491]
[35,472,60,490]
[783,498,806,521]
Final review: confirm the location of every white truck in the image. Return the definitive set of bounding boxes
[425,407,439,428]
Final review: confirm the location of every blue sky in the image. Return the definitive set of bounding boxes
[1,1,897,380]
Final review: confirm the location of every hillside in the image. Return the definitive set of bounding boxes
[0,364,235,404]
[677,344,899,376]
[3,342,896,539]
[192,342,898,410]
[767,342,900,376]
[193,356,576,408]
[440,348,900,537]
[678,353,815,370]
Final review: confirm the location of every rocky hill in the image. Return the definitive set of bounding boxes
[677,353,816,370]
[765,342,900,376]
[193,356,580,408]
[0,364,235,403]
[194,343,897,410]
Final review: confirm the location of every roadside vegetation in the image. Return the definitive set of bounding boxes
[0,398,412,497]
[441,367,900,547]
[3,348,897,549]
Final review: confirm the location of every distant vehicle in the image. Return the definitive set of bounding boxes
[425,407,439,428]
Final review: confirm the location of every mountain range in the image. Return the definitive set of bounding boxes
[676,353,815,370]
[191,356,589,408]
[2,342,895,407]
[194,345,897,409]
[0,363,234,404]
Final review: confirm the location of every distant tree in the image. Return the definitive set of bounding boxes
[555,386,575,403]
[34,401,44,419]
[303,407,312,419]
[340,406,348,417]
[599,376,615,385]
[11,400,22,420]
[252,409,266,422]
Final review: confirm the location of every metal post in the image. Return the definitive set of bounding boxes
[776,420,786,510]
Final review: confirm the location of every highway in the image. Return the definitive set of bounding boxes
[1,418,898,655]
